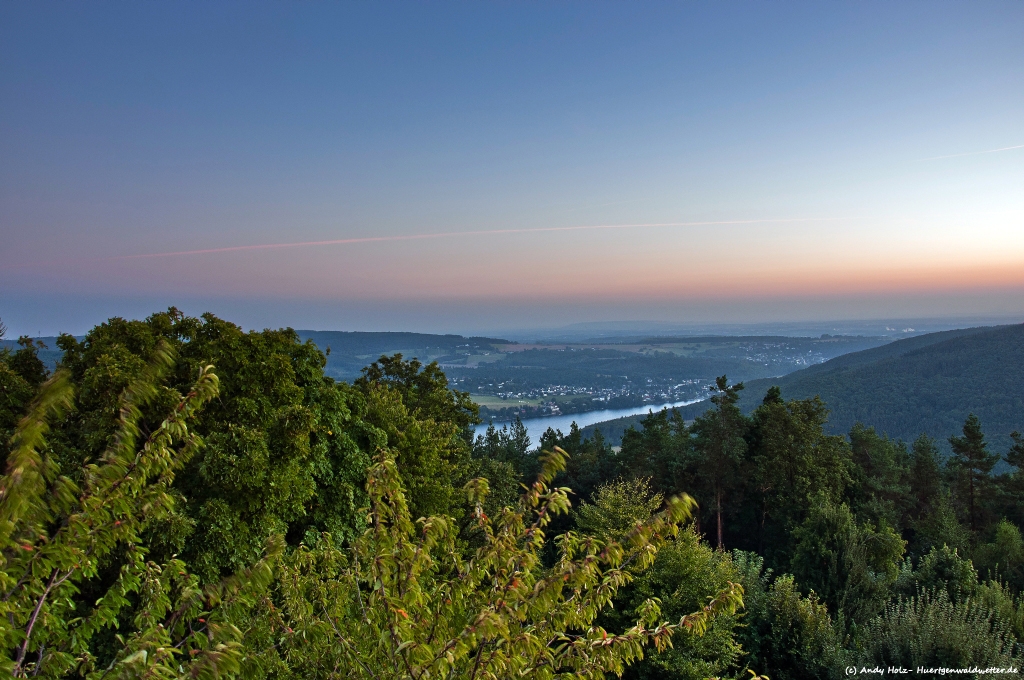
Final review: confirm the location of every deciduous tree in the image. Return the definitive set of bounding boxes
[269,447,744,679]
[0,343,276,678]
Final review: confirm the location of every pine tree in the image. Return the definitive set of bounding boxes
[1005,431,1024,470]
[948,414,999,537]
[909,435,943,520]
[692,376,747,549]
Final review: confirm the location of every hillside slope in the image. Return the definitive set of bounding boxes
[726,324,1023,450]
[583,324,1024,451]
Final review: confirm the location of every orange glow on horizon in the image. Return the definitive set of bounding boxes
[254,258,1024,304]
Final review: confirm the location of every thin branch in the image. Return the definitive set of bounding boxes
[323,606,379,680]
[14,567,63,675]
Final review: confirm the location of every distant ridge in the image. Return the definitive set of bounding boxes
[297,330,509,355]
[586,324,1024,452]
[296,330,510,380]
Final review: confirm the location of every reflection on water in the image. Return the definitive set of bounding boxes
[477,398,704,443]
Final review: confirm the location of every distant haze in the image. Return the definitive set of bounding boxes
[2,2,1022,336]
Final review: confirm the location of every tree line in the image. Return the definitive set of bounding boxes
[473,381,1024,677]
[0,310,1021,678]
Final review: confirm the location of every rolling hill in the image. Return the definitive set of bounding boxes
[601,324,1024,452]
[296,331,508,380]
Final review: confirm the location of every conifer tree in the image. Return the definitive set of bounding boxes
[692,376,747,549]
[909,435,943,520]
[1005,431,1024,471]
[948,414,999,537]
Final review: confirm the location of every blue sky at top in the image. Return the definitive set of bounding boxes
[1,2,1022,334]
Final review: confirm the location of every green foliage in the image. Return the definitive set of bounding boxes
[571,477,749,680]
[469,419,532,519]
[904,435,957,554]
[976,578,1024,643]
[898,545,979,602]
[993,431,1024,542]
[7,337,49,390]
[357,353,481,522]
[355,352,479,431]
[0,344,745,679]
[8,309,1024,678]
[1005,431,1024,470]
[612,530,744,680]
[909,435,943,514]
[911,493,971,556]
[0,345,277,677]
[618,408,690,497]
[859,589,1022,673]
[53,310,373,581]
[691,376,748,549]
[0,337,49,468]
[745,393,853,563]
[267,446,744,679]
[948,414,1000,536]
[733,552,847,680]
[359,382,469,522]
[536,422,621,506]
[474,418,531,472]
[723,323,1024,455]
[790,496,905,626]
[975,519,1024,587]
[848,424,911,529]
[575,477,664,542]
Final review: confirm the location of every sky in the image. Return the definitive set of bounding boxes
[2,1,1023,336]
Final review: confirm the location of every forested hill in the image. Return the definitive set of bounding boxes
[296,330,509,379]
[681,323,1024,451]
[585,325,1024,450]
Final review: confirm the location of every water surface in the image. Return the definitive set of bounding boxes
[479,398,703,443]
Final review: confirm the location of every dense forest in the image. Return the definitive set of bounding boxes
[1,310,1023,678]
[578,324,1024,448]
[667,324,1024,455]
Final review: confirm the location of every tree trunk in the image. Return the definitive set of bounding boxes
[759,490,768,555]
[969,467,976,536]
[716,487,723,549]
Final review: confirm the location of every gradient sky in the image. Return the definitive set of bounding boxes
[2,2,1023,336]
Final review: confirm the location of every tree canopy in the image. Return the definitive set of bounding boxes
[3,310,1024,678]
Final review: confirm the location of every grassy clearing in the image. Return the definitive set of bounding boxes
[465,353,507,367]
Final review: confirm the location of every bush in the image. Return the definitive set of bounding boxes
[790,496,905,626]
[734,552,847,680]
[859,589,1022,673]
[898,544,978,601]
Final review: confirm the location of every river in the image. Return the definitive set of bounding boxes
[477,398,705,442]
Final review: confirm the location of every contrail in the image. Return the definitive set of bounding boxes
[916,143,1024,162]
[0,217,862,270]
[112,218,853,261]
